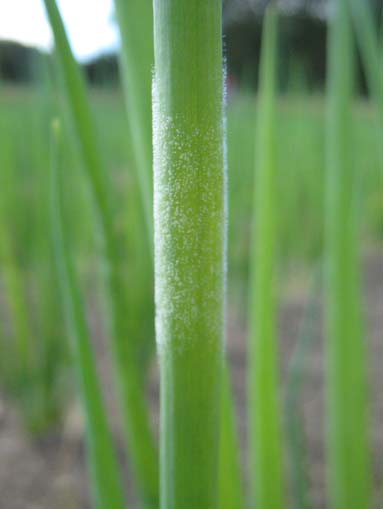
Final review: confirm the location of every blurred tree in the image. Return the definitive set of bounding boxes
[1,0,381,89]
[0,41,41,82]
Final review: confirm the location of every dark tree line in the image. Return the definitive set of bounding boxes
[0,0,381,91]
[0,41,42,83]
[224,0,382,91]
[0,41,119,87]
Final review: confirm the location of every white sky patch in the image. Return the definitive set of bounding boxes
[0,0,119,61]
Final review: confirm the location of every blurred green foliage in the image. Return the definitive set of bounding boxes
[0,84,380,432]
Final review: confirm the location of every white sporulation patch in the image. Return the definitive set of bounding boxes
[152,74,226,354]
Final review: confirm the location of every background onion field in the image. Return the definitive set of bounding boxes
[0,0,382,508]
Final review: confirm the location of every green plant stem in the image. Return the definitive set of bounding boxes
[248,7,284,508]
[117,1,243,505]
[42,1,158,507]
[285,268,321,509]
[116,3,244,507]
[0,130,30,378]
[219,367,245,509]
[114,0,154,244]
[50,119,125,509]
[348,0,383,132]
[153,1,225,508]
[0,222,30,376]
[325,0,371,507]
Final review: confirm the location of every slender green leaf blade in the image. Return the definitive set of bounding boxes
[248,7,285,508]
[219,367,245,509]
[42,2,159,506]
[153,1,225,507]
[325,0,372,507]
[349,0,383,133]
[114,0,154,242]
[50,119,125,509]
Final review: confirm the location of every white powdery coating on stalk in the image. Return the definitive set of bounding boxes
[152,75,226,353]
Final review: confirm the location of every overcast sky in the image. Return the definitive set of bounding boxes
[0,0,119,61]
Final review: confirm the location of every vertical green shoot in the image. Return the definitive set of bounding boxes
[50,120,125,509]
[115,3,244,506]
[0,223,30,377]
[0,126,30,381]
[248,7,284,508]
[114,0,154,241]
[153,1,225,507]
[42,1,158,506]
[325,0,372,507]
[348,0,383,131]
[285,269,321,509]
[219,368,245,509]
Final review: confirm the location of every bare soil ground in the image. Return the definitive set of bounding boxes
[0,250,381,508]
